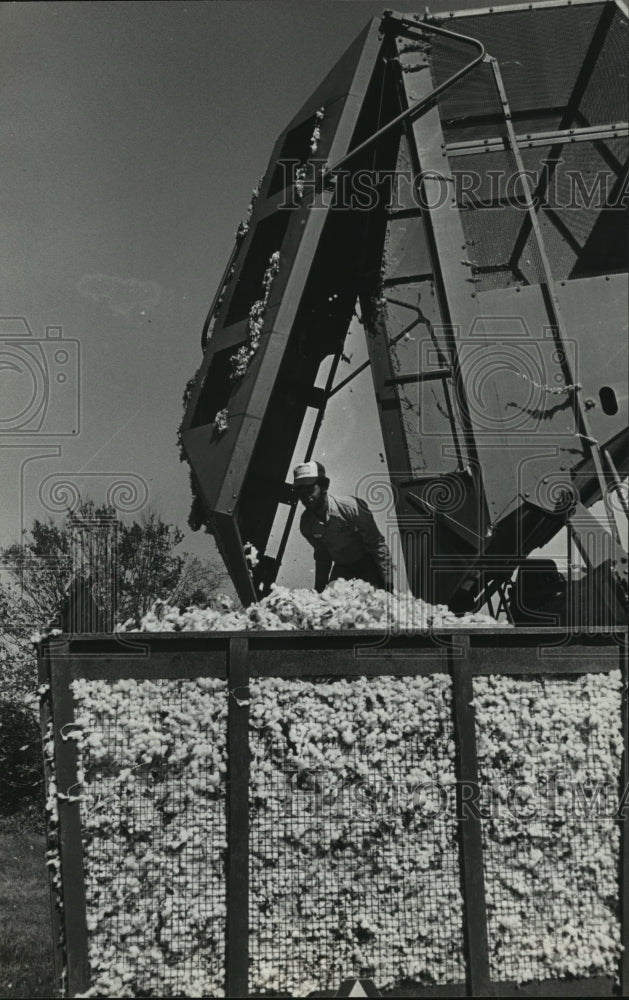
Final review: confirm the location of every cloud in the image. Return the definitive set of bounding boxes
[77,273,162,317]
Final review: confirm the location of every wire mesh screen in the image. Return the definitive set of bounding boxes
[248,675,465,996]
[430,1,628,291]
[451,133,628,291]
[578,6,629,128]
[433,4,610,144]
[474,671,623,985]
[431,33,507,143]
[520,137,629,281]
[451,149,539,291]
[72,677,228,998]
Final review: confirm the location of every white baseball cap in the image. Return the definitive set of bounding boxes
[292,460,327,487]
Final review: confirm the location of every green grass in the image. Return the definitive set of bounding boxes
[0,817,56,999]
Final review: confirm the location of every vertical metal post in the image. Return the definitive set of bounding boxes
[450,637,492,996]
[620,636,629,995]
[38,641,64,992]
[49,643,90,996]
[226,637,250,997]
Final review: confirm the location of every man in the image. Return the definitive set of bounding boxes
[293,460,394,593]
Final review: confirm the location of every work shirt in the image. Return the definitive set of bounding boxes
[300,493,393,585]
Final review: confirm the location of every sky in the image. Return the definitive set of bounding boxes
[0,0,624,596]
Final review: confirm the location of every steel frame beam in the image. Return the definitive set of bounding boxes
[226,638,249,997]
[446,121,628,156]
[451,637,491,996]
[323,15,487,182]
[390,26,499,526]
[426,0,615,19]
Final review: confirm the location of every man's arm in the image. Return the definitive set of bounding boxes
[354,497,394,591]
[314,548,333,593]
[300,514,332,592]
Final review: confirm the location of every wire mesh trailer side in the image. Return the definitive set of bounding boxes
[39,628,628,998]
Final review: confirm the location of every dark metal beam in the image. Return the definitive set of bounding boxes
[620,635,629,995]
[323,13,487,182]
[49,644,90,997]
[226,637,250,998]
[435,0,612,19]
[38,645,64,993]
[451,637,492,996]
[446,121,628,156]
[385,368,452,385]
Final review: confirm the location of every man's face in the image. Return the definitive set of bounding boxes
[296,480,324,512]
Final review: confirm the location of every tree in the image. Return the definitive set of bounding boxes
[2,499,229,630]
[0,501,229,817]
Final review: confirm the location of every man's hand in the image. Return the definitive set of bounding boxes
[314,552,332,593]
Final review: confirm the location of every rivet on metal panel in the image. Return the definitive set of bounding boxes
[232,493,237,498]
[543,479,548,484]
[524,492,530,498]
[227,508,233,513]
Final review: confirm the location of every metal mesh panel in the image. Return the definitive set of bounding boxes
[431,33,507,142]
[73,678,228,998]
[431,2,628,292]
[249,675,464,996]
[451,149,541,291]
[579,7,629,127]
[520,137,629,280]
[451,135,628,291]
[433,5,606,142]
[474,671,623,985]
